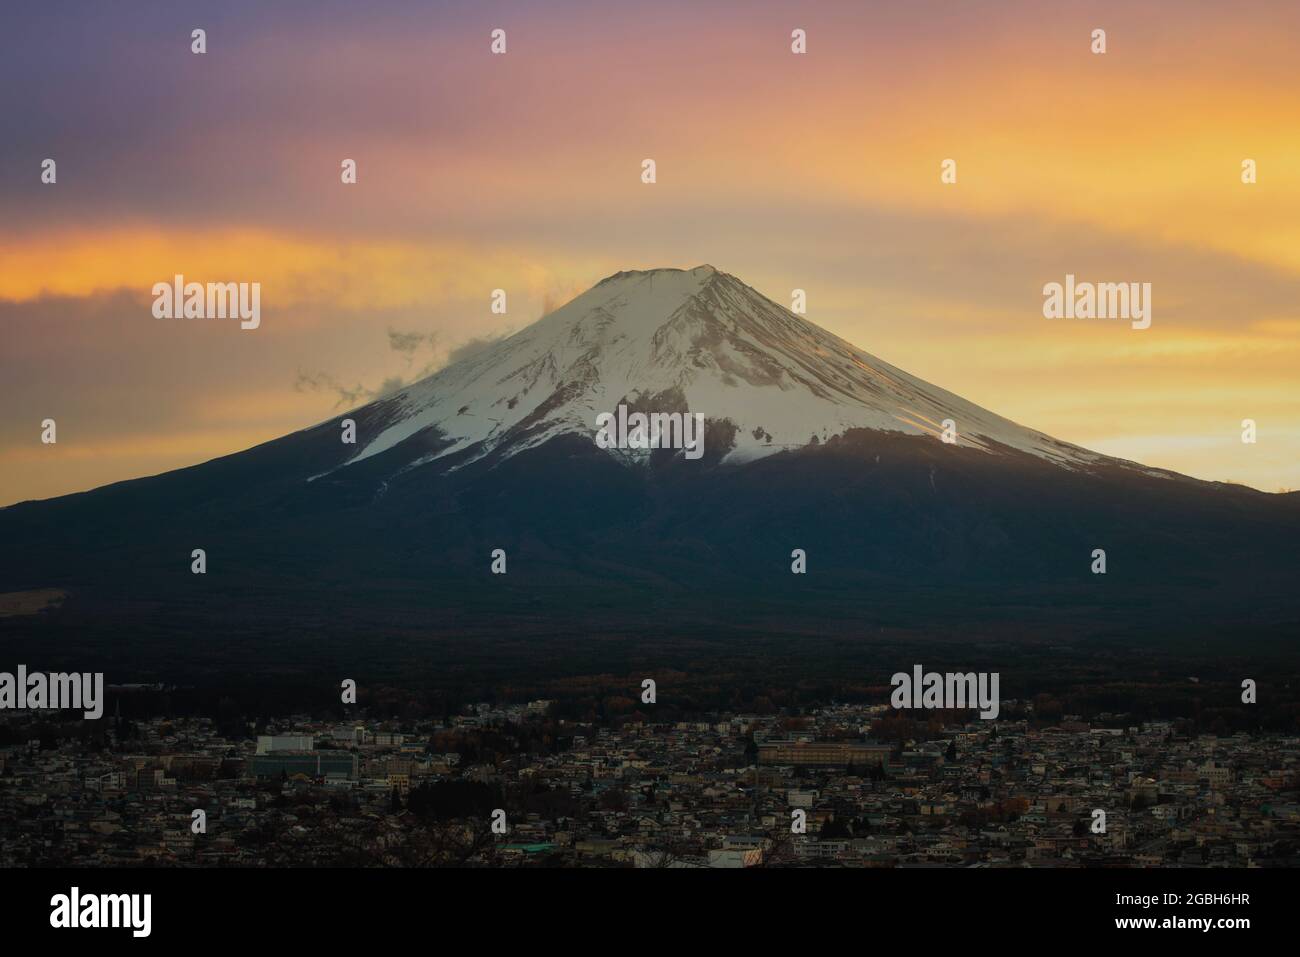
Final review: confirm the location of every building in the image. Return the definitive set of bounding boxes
[248,751,358,781]
[758,739,891,768]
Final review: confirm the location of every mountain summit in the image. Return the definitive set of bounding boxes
[330,265,1114,482]
[1,266,1296,666]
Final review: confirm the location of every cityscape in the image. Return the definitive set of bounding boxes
[3,694,1296,868]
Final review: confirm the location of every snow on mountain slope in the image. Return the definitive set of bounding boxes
[325,265,1114,478]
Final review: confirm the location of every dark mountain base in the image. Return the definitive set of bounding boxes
[0,428,1296,684]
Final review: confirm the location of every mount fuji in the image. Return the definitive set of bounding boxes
[325,265,1120,480]
[0,265,1296,670]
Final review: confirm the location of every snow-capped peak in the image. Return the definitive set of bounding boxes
[330,265,1109,476]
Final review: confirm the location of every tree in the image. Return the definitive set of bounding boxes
[820,816,852,840]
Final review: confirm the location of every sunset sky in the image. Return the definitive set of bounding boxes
[2,0,1298,504]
